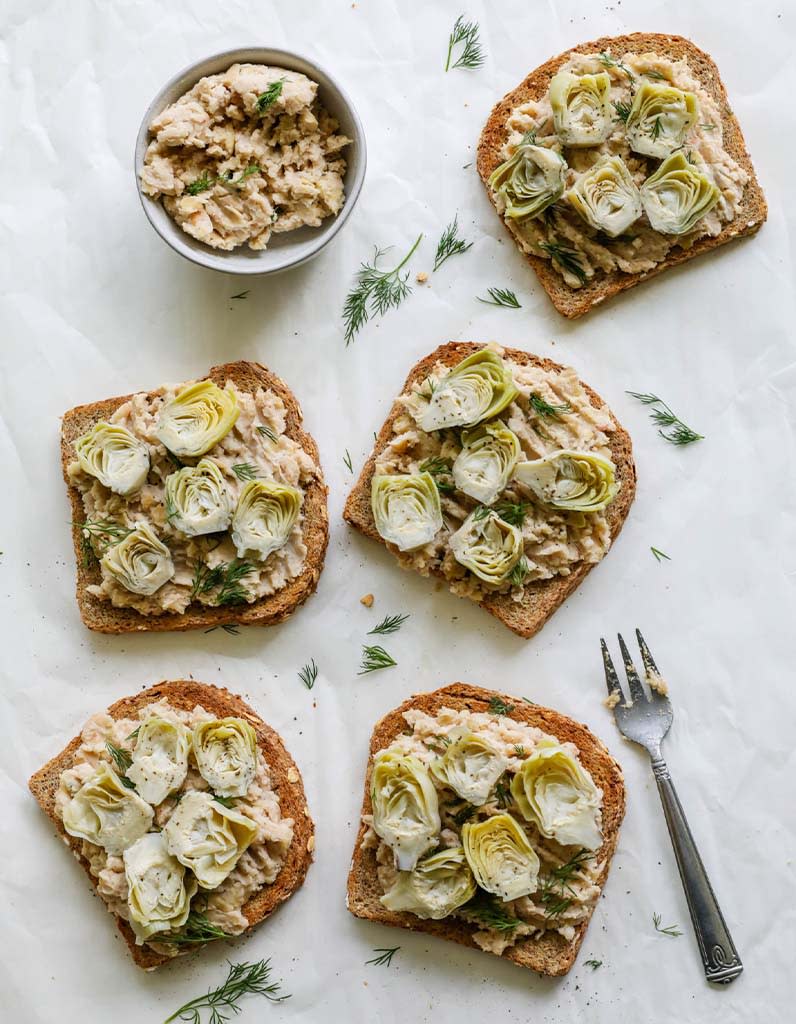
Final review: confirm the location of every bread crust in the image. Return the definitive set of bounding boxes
[346,683,625,976]
[28,680,314,970]
[476,32,768,318]
[343,342,636,638]
[61,360,329,633]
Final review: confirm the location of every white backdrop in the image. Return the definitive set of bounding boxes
[1,1,794,1022]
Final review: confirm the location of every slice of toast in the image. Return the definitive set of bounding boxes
[346,683,625,976]
[61,360,329,633]
[477,32,767,318]
[28,679,314,970]
[343,342,636,638]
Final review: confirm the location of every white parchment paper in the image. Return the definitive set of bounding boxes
[1,1,794,1021]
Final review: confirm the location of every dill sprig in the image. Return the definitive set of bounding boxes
[433,214,473,271]
[204,624,240,636]
[473,502,528,528]
[231,463,259,481]
[106,742,135,789]
[585,958,603,969]
[74,518,133,551]
[358,644,397,675]
[418,455,455,494]
[598,51,635,81]
[163,911,233,948]
[366,946,400,967]
[626,392,704,446]
[164,958,289,1023]
[649,116,663,142]
[212,794,236,809]
[540,241,587,284]
[343,449,353,473]
[452,804,476,827]
[529,393,571,418]
[653,912,683,937]
[508,556,530,587]
[299,658,318,690]
[461,893,521,932]
[514,744,526,758]
[643,69,668,81]
[255,78,285,113]
[186,164,260,196]
[477,286,521,308]
[613,100,632,123]
[343,235,422,344]
[539,849,592,918]
[190,559,255,606]
[494,776,512,808]
[256,424,278,443]
[651,546,670,562]
[487,695,515,716]
[368,613,409,636]
[445,15,485,71]
[230,290,249,300]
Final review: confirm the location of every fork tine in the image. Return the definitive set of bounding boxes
[636,628,661,678]
[600,638,625,705]
[617,633,647,704]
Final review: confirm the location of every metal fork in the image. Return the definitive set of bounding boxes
[601,629,743,985]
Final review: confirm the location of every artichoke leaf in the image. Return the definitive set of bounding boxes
[488,142,566,221]
[510,738,602,850]
[100,522,175,595]
[420,350,519,432]
[371,750,441,871]
[625,81,698,159]
[62,764,154,855]
[430,729,507,806]
[165,458,232,537]
[124,832,198,943]
[371,473,443,552]
[74,421,150,496]
[549,70,612,147]
[192,717,258,798]
[639,151,720,235]
[156,380,239,458]
[448,508,524,585]
[566,155,642,237]
[514,449,617,513]
[461,812,540,901]
[231,479,301,561]
[127,717,191,805]
[452,421,521,505]
[380,846,476,920]
[163,790,258,889]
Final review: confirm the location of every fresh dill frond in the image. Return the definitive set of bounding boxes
[232,462,259,482]
[445,15,485,71]
[514,744,526,758]
[106,742,135,788]
[190,559,255,606]
[651,546,670,562]
[649,116,663,142]
[256,424,278,443]
[163,911,233,948]
[366,946,400,967]
[342,235,422,344]
[163,958,289,1023]
[508,556,530,587]
[653,912,683,937]
[494,776,512,808]
[529,393,571,418]
[487,695,515,716]
[212,794,236,809]
[643,69,668,81]
[452,804,476,827]
[418,456,455,494]
[433,214,473,271]
[186,164,260,196]
[230,290,249,300]
[539,848,592,919]
[358,644,397,675]
[585,958,604,969]
[477,286,521,308]
[343,449,353,473]
[74,519,133,552]
[186,172,214,196]
[255,77,285,113]
[613,100,632,123]
[598,51,635,80]
[475,501,529,527]
[626,392,704,446]
[299,658,318,690]
[461,893,521,932]
[519,127,537,145]
[540,241,587,284]
[204,623,241,635]
[368,613,409,636]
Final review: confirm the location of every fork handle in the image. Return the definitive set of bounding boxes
[651,758,743,984]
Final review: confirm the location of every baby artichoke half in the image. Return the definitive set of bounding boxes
[62,763,154,855]
[156,380,239,458]
[625,81,698,159]
[566,155,642,237]
[231,479,301,561]
[380,846,476,920]
[164,458,232,537]
[124,832,198,943]
[452,421,521,506]
[163,790,258,889]
[371,750,441,871]
[127,717,191,806]
[100,522,175,595]
[74,421,150,496]
[421,350,519,432]
[431,729,507,806]
[488,142,567,220]
[549,70,612,147]
[639,151,720,235]
[449,508,524,585]
[461,812,540,901]
[371,472,443,552]
[514,450,617,513]
[192,717,258,798]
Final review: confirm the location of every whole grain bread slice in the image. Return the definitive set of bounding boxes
[346,683,625,976]
[28,679,314,970]
[343,342,636,638]
[61,360,329,633]
[477,32,767,318]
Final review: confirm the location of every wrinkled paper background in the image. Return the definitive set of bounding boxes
[1,1,794,1021]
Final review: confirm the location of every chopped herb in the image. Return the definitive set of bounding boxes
[163,958,289,1023]
[453,804,476,826]
[212,794,236,809]
[366,946,400,967]
[343,235,423,344]
[653,912,683,937]
[343,449,353,473]
[204,623,241,635]
[164,492,178,522]
[230,290,249,300]
[163,910,233,948]
[185,172,214,196]
[256,424,278,443]
[299,658,318,690]
[529,393,571,418]
[106,742,135,789]
[514,744,526,758]
[487,695,515,716]
[166,450,185,470]
[494,776,512,808]
[613,100,632,123]
[358,644,397,675]
[445,15,485,71]
[585,958,603,969]
[626,392,704,446]
[649,116,663,142]
[462,893,521,932]
[539,849,592,918]
[74,518,133,553]
[477,286,521,308]
[651,546,670,562]
[418,456,455,494]
[540,241,587,284]
[368,613,409,636]
[186,164,260,195]
[598,51,635,81]
[255,78,285,113]
[433,214,473,271]
[231,462,259,482]
[494,502,530,527]
[519,127,537,146]
[190,558,255,606]
[643,69,668,81]
[508,556,530,587]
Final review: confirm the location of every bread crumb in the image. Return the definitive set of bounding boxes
[603,692,621,709]
[287,767,299,783]
[647,671,669,697]
[360,593,374,607]
[307,834,316,852]
[416,271,428,284]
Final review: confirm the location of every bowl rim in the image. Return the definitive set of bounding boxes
[133,46,367,276]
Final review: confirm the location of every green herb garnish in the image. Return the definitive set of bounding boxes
[299,659,318,690]
[508,556,530,587]
[477,286,521,308]
[105,742,135,789]
[433,214,473,271]
[462,893,522,932]
[358,645,397,675]
[366,946,400,967]
[626,392,704,446]
[540,241,587,284]
[530,393,571,418]
[418,456,455,494]
[343,235,422,344]
[231,462,259,482]
[190,559,255,606]
[256,424,278,443]
[445,15,485,71]
[186,164,260,196]
[585,958,603,969]
[487,695,515,716]
[163,910,232,949]
[651,546,670,562]
[653,912,683,937]
[613,100,632,123]
[343,449,353,473]
[368,613,409,636]
[163,958,289,1023]
[598,51,635,80]
[255,78,285,113]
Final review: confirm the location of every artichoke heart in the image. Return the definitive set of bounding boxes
[380,846,476,920]
[549,70,612,147]
[231,479,301,561]
[421,350,519,432]
[371,750,441,871]
[452,421,521,505]
[100,522,175,595]
[165,458,232,537]
[566,155,642,237]
[371,472,443,552]
[62,764,154,855]
[514,449,617,513]
[510,738,602,850]
[124,832,198,943]
[448,509,524,585]
[74,421,150,496]
[192,717,258,798]
[163,790,258,889]
[488,143,566,221]
[639,151,720,235]
[461,812,540,901]
[127,717,191,805]
[625,81,698,159]
[156,380,239,458]
[430,729,507,806]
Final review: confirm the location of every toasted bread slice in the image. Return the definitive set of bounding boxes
[477,32,767,318]
[61,360,328,633]
[347,683,625,976]
[343,342,636,638]
[28,680,314,970]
